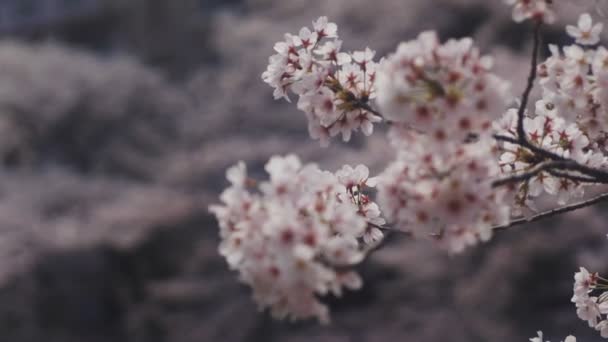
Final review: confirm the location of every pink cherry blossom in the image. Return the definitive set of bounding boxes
[504,0,556,23]
[376,31,510,144]
[262,17,382,146]
[567,13,603,46]
[209,155,384,323]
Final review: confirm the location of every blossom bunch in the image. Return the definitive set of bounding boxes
[571,267,608,337]
[213,5,608,331]
[262,17,382,146]
[504,0,556,23]
[209,155,383,323]
[377,128,510,253]
[537,13,608,140]
[494,13,608,209]
[495,104,607,207]
[372,31,512,253]
[376,31,510,144]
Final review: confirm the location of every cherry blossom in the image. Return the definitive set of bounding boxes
[217,5,608,333]
[377,130,510,253]
[495,106,607,206]
[598,320,608,338]
[209,155,384,323]
[335,164,386,244]
[567,13,603,46]
[312,16,338,39]
[570,266,608,338]
[537,18,608,140]
[262,17,382,146]
[491,13,608,214]
[504,0,556,23]
[376,31,510,144]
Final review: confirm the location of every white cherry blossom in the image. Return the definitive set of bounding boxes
[567,13,603,46]
[226,10,608,335]
[376,31,510,144]
[262,17,382,146]
[209,155,385,323]
[504,0,556,23]
[495,105,607,207]
[571,266,608,338]
[377,131,510,253]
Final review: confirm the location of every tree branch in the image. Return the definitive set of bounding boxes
[516,20,542,146]
[373,191,608,239]
[492,161,557,187]
[491,192,608,232]
[492,160,608,188]
[354,20,608,254]
[546,170,601,184]
[493,133,566,161]
[356,101,384,119]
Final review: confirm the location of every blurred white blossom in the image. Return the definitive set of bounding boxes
[209,155,384,323]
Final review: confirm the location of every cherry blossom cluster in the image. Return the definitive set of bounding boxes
[504,0,556,23]
[495,13,608,209]
[538,13,607,140]
[209,155,384,323]
[377,127,511,253]
[376,31,511,144]
[529,332,576,342]
[371,31,513,253]
[495,104,607,207]
[213,3,608,330]
[571,267,608,338]
[262,17,382,146]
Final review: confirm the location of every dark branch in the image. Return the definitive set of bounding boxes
[492,161,555,187]
[357,101,384,118]
[492,160,608,188]
[351,20,608,258]
[491,192,608,232]
[516,20,542,145]
[375,192,608,239]
[546,170,601,184]
[493,133,566,161]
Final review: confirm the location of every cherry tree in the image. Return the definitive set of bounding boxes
[210,0,608,339]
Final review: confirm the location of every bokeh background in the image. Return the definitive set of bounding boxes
[1,0,608,341]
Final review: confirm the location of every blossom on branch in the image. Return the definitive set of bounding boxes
[571,267,608,338]
[218,4,608,329]
[376,31,510,144]
[262,17,382,146]
[495,14,608,209]
[504,0,556,23]
[377,129,510,253]
[495,105,607,206]
[538,15,608,140]
[209,155,384,323]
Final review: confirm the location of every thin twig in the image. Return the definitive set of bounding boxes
[493,133,565,161]
[516,20,542,145]
[492,160,608,188]
[491,192,608,232]
[374,192,608,238]
[505,20,569,162]
[547,170,600,184]
[357,101,384,118]
[492,161,556,187]
[352,20,608,251]
[493,133,608,184]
